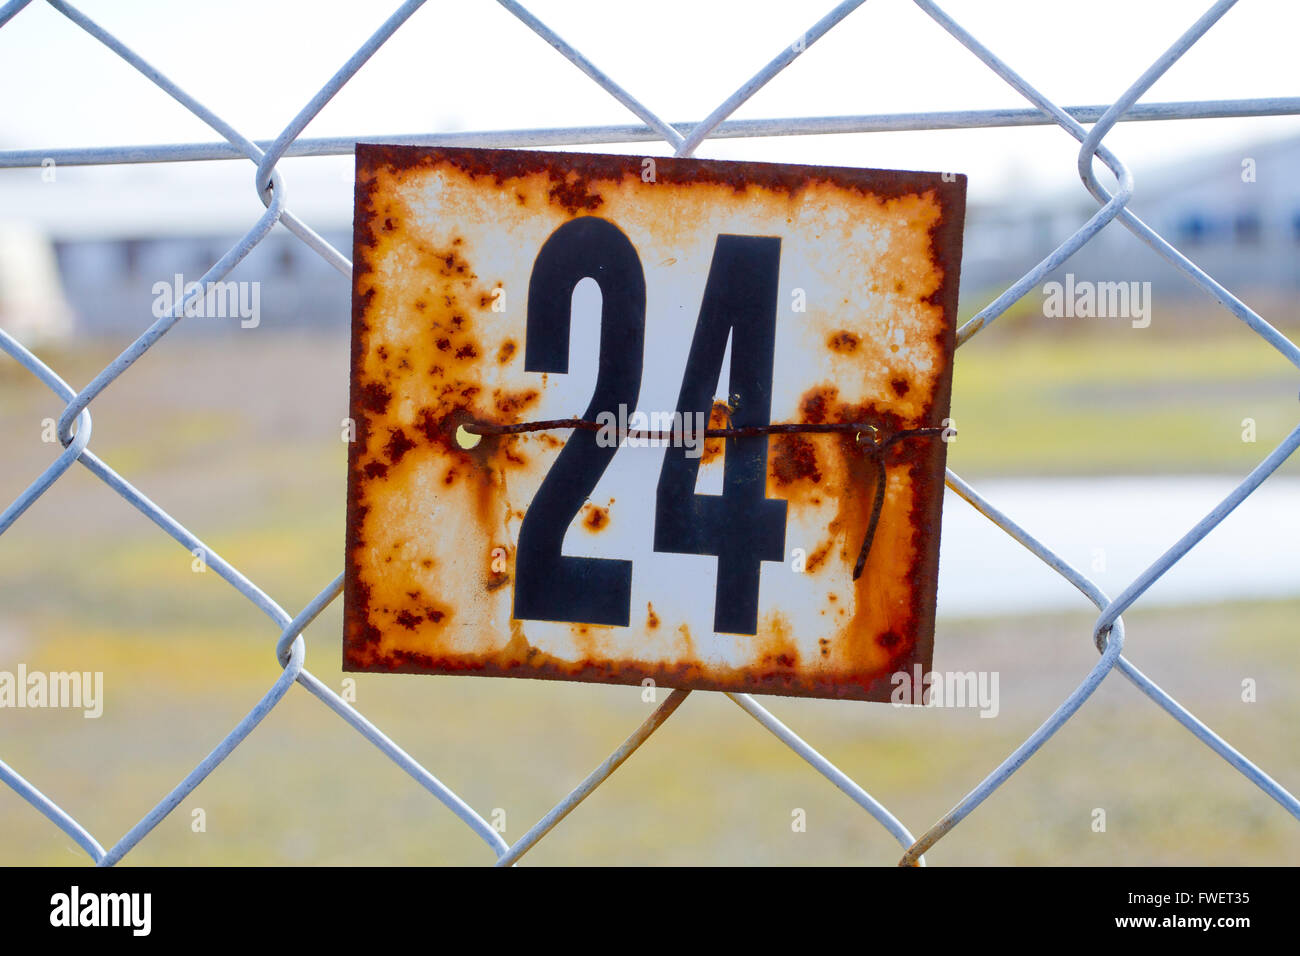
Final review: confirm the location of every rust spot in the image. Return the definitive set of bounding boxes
[494,388,540,417]
[582,503,609,532]
[757,613,800,672]
[891,378,910,397]
[497,340,517,364]
[770,433,821,486]
[676,623,696,659]
[548,170,604,214]
[799,389,829,424]
[357,381,391,415]
[384,427,416,464]
[828,330,860,353]
[700,400,731,465]
[805,542,832,573]
[646,603,660,630]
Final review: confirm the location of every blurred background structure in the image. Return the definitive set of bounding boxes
[1,0,1299,865]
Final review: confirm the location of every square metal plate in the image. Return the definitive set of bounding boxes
[345,144,964,701]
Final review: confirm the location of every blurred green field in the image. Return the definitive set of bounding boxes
[946,299,1300,476]
[1,323,1297,865]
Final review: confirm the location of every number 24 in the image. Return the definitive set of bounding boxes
[512,216,787,637]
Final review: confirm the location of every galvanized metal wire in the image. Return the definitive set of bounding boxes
[1,0,1297,866]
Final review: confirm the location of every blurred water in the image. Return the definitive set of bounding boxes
[936,475,1300,617]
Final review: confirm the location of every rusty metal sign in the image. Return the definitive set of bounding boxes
[344,144,965,701]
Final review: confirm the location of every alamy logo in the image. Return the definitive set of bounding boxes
[1042,273,1151,328]
[0,665,102,718]
[595,405,709,459]
[151,273,260,328]
[50,886,151,936]
[890,666,1000,718]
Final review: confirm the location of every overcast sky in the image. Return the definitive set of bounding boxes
[1,0,1297,232]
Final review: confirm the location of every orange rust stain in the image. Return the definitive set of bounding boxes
[770,433,821,487]
[493,387,540,417]
[646,603,660,630]
[548,169,604,214]
[506,619,532,660]
[805,542,833,574]
[699,400,732,465]
[763,382,921,680]
[384,427,416,465]
[581,503,609,533]
[827,330,860,353]
[757,612,800,671]
[349,174,558,656]
[675,623,697,660]
[375,584,454,643]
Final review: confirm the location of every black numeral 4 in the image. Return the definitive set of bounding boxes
[654,235,786,635]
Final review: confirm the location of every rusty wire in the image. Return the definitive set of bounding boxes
[464,417,949,579]
[1,0,1298,868]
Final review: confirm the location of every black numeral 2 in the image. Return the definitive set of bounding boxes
[512,217,646,627]
[512,221,786,636]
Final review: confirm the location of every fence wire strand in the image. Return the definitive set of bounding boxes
[0,0,1297,866]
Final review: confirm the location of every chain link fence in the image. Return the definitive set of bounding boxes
[1,0,1297,866]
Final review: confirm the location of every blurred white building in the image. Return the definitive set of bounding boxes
[961,133,1300,314]
[1,133,1297,340]
[0,223,74,346]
